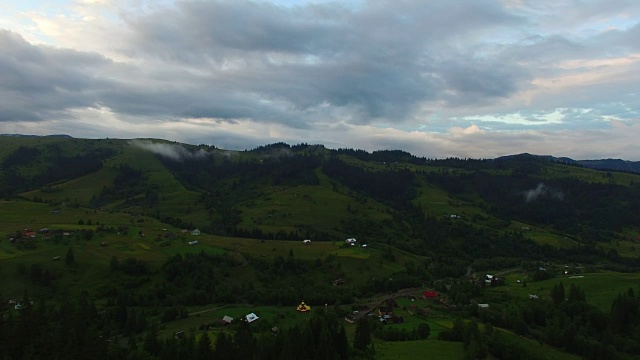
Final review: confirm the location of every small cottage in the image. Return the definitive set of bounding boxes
[296,300,311,313]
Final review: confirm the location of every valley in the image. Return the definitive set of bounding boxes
[1,136,640,359]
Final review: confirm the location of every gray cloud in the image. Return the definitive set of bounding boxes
[0,30,109,122]
[0,1,639,159]
[114,0,527,120]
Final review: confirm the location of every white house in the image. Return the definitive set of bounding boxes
[245,313,259,323]
[191,229,201,236]
[345,238,357,244]
[303,239,311,244]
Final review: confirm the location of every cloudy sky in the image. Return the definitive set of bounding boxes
[1,0,639,159]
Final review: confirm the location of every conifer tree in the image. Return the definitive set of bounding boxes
[214,332,234,360]
[551,282,565,304]
[65,247,75,266]
[197,333,214,360]
[353,318,371,352]
[333,325,350,360]
[567,284,586,303]
[143,326,161,357]
[235,319,256,360]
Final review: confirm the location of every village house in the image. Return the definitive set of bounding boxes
[220,315,233,325]
[344,314,356,324]
[245,313,259,323]
[423,290,439,300]
[384,298,399,309]
[296,300,311,313]
[22,229,37,238]
[378,306,393,317]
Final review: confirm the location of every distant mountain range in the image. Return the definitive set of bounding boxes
[0,133,73,138]
[496,153,640,174]
[2,134,639,174]
[575,159,640,174]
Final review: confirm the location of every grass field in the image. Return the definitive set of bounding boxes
[494,328,582,360]
[237,184,388,235]
[373,319,580,360]
[541,164,640,187]
[598,239,640,258]
[486,271,640,311]
[375,339,465,360]
[159,304,317,338]
[412,183,454,216]
[525,231,579,249]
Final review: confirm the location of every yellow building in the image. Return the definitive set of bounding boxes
[296,300,311,313]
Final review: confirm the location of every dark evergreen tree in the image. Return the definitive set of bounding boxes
[353,318,371,352]
[567,284,586,303]
[214,332,234,360]
[611,289,640,335]
[551,282,565,304]
[330,325,348,359]
[416,323,431,339]
[196,333,214,360]
[143,326,161,357]
[65,247,75,266]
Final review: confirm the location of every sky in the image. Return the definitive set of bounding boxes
[1,0,639,160]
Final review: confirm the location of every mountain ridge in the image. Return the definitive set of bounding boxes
[495,152,640,174]
[2,134,639,171]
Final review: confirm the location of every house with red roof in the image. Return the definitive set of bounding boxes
[22,229,37,238]
[423,291,439,299]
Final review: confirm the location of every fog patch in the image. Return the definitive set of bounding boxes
[523,183,564,203]
[130,140,211,161]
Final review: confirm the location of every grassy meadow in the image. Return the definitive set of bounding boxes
[486,271,640,312]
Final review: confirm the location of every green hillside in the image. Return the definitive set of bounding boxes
[2,136,640,360]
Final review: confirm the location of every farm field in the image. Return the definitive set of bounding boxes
[486,271,640,311]
[159,305,316,339]
[494,329,583,360]
[238,182,392,236]
[375,339,465,360]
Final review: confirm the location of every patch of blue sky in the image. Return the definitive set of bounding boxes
[573,17,639,38]
[462,110,563,126]
[1,0,72,15]
[271,0,363,9]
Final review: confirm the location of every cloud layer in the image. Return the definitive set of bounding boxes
[1,0,639,159]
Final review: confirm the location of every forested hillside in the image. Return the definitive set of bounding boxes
[2,136,640,359]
